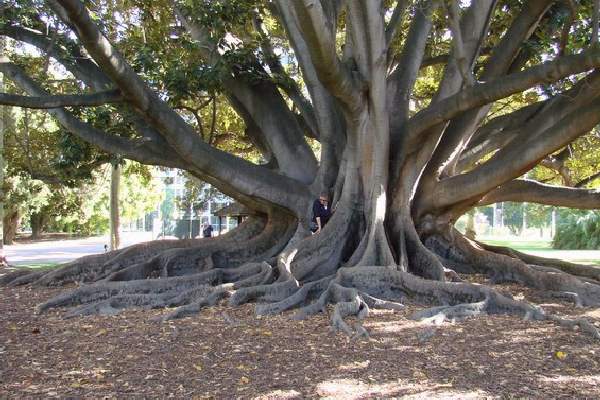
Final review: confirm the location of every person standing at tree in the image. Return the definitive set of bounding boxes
[312,193,332,234]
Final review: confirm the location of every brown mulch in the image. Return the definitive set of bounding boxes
[1,277,600,399]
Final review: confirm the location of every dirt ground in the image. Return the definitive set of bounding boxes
[1,276,600,399]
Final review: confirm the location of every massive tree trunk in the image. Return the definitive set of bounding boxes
[2,0,600,339]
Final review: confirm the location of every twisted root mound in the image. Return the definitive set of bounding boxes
[1,277,600,398]
[1,217,600,340]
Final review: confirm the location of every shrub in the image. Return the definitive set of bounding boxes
[553,210,600,249]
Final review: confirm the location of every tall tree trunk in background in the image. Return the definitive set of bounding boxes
[0,38,6,266]
[109,161,121,251]
[30,212,45,240]
[465,208,476,239]
[3,208,19,246]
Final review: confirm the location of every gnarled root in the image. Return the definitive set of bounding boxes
[333,266,600,339]
[479,241,600,283]
[2,216,270,288]
[42,261,274,318]
[424,233,600,307]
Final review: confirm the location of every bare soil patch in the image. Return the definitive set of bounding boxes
[1,276,599,399]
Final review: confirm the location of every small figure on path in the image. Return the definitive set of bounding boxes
[202,223,213,238]
[311,193,332,234]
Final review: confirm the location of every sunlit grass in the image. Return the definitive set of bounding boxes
[13,262,61,270]
[481,239,552,251]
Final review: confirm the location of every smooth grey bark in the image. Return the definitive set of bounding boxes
[0,89,122,109]
[175,7,318,184]
[434,97,600,209]
[479,180,600,209]
[109,162,121,251]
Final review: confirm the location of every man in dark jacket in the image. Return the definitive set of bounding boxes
[202,223,213,238]
[312,194,331,233]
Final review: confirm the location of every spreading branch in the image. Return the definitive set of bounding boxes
[251,10,318,139]
[434,97,600,208]
[0,89,122,108]
[444,0,476,86]
[408,48,600,144]
[175,6,318,182]
[388,0,434,153]
[479,180,600,209]
[0,61,180,168]
[286,0,360,110]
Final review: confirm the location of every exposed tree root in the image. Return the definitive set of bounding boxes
[41,261,274,318]
[1,269,46,286]
[5,218,599,343]
[479,241,600,283]
[424,233,600,307]
[334,266,600,339]
[1,216,271,288]
[16,257,600,341]
[254,276,333,315]
[290,203,360,281]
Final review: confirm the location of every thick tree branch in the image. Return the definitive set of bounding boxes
[395,0,498,194]
[0,61,180,169]
[274,2,346,192]
[0,89,122,108]
[414,0,550,187]
[457,70,600,173]
[175,6,318,183]
[285,0,360,111]
[388,0,433,156]
[408,48,600,143]
[48,0,314,214]
[455,102,546,171]
[434,97,600,209]
[0,24,112,89]
[433,0,498,101]
[479,180,600,209]
[444,0,476,86]
[251,10,318,139]
[481,0,552,79]
[3,28,187,175]
[0,20,174,151]
[416,0,542,184]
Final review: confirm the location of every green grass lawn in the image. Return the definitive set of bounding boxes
[480,238,600,265]
[481,239,552,251]
[14,262,61,270]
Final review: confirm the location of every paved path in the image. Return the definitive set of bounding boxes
[4,232,154,266]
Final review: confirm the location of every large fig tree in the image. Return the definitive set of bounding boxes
[2,0,600,337]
